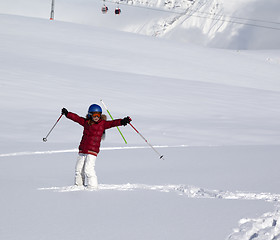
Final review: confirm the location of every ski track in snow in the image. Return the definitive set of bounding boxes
[0,145,190,157]
[4,145,280,240]
[5,145,280,204]
[38,183,280,203]
[5,146,280,239]
[39,183,280,239]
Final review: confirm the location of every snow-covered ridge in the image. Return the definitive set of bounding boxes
[124,0,280,49]
[1,0,280,49]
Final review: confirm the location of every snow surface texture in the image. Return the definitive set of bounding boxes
[0,0,280,49]
[39,183,280,203]
[228,210,280,240]
[1,0,280,239]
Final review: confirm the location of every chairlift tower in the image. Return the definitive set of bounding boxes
[50,0,55,20]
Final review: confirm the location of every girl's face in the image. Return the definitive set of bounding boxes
[91,112,101,122]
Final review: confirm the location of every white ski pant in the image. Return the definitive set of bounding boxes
[75,153,98,188]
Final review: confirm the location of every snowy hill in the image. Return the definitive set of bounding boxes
[1,1,280,240]
[140,0,280,49]
[1,0,280,49]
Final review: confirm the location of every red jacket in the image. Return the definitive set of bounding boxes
[67,112,122,156]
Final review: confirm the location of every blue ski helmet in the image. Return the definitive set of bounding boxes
[88,104,102,114]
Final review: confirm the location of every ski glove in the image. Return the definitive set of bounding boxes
[121,116,131,126]
[61,108,68,116]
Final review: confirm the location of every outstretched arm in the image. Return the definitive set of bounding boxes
[104,116,132,129]
[61,108,85,126]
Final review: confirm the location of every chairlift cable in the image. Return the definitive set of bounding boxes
[104,0,280,31]
[192,13,280,31]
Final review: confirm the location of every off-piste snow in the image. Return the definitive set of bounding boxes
[1,0,280,240]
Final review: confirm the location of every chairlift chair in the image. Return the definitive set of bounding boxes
[115,7,121,15]
[101,5,108,14]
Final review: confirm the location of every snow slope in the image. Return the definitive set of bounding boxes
[147,0,280,49]
[0,3,280,240]
[1,0,280,49]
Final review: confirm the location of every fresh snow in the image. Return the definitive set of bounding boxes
[1,0,280,239]
[39,183,280,203]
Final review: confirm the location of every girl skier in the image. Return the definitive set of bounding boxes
[61,104,131,189]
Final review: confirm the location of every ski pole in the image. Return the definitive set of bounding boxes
[43,114,63,142]
[129,122,164,160]
[100,99,127,144]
